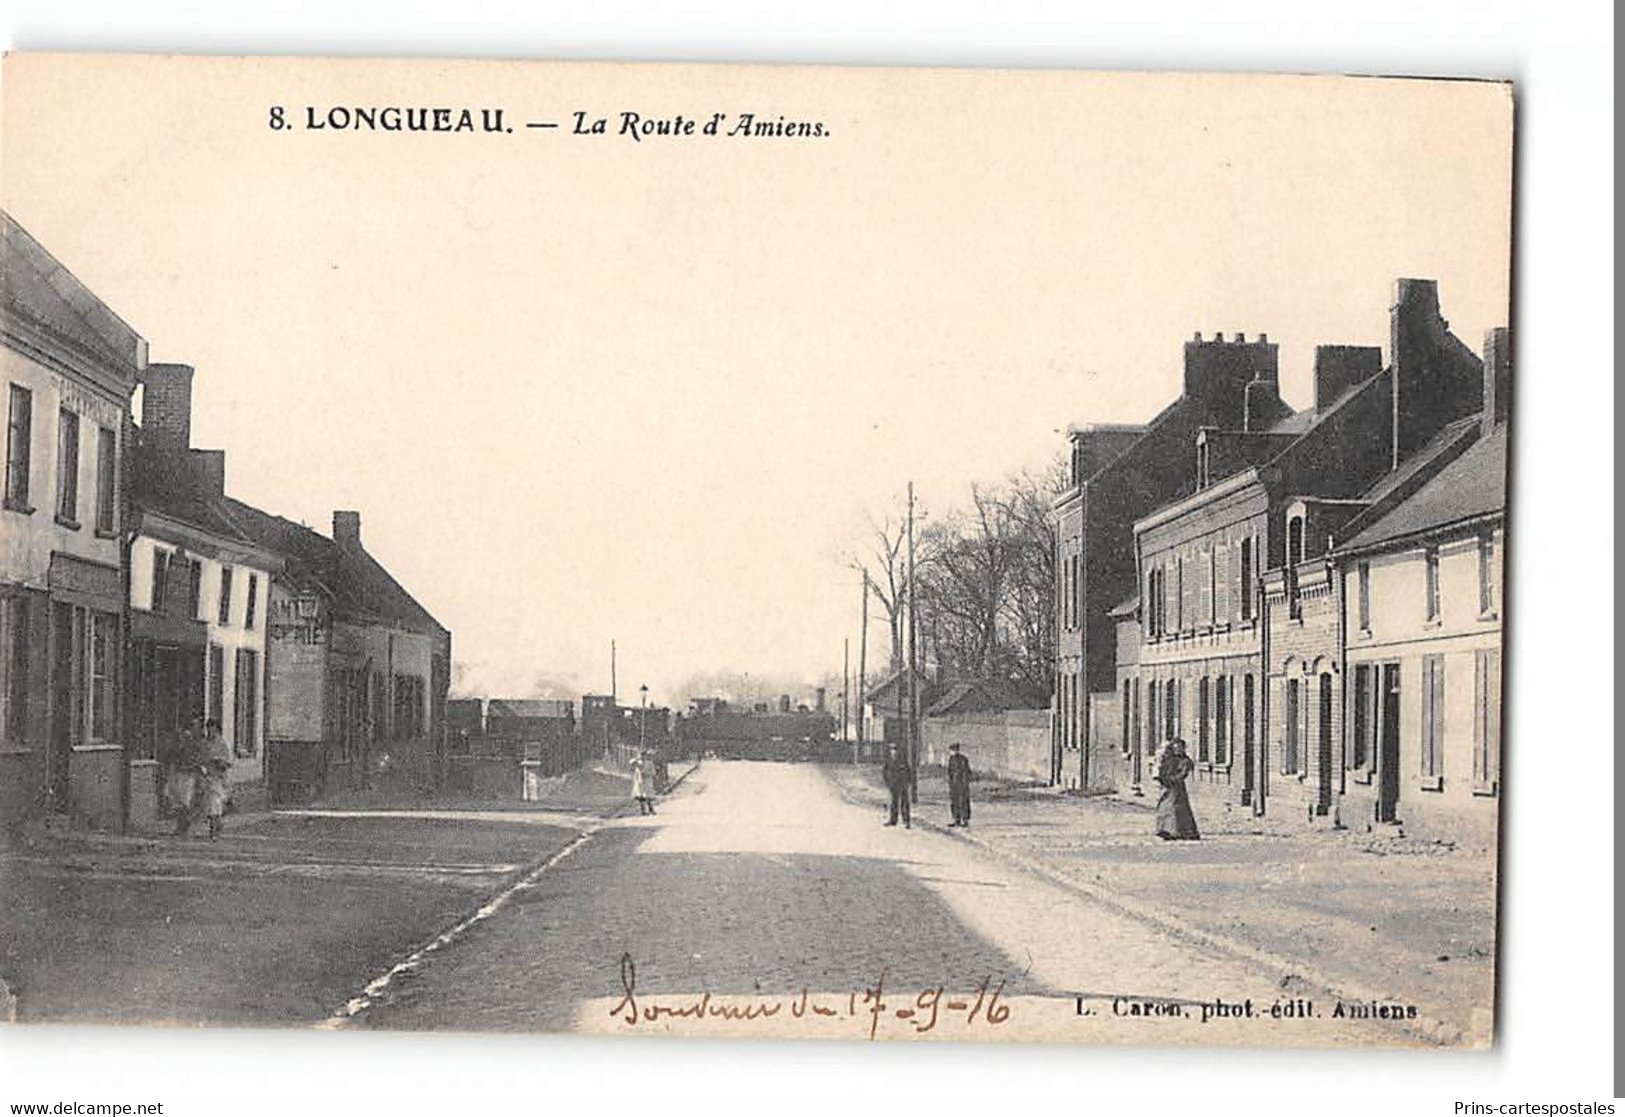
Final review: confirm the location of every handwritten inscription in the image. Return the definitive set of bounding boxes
[609,954,1008,1040]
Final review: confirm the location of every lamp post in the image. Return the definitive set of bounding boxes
[639,684,649,757]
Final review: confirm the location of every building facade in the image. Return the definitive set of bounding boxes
[127,363,280,824]
[1055,331,1290,790]
[1,214,144,828]
[1117,280,1497,834]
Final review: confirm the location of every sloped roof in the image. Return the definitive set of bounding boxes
[218,497,447,636]
[1339,425,1507,553]
[923,678,1038,717]
[1,212,144,374]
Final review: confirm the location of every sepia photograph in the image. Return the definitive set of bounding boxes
[0,10,1612,1108]
[0,52,1519,1051]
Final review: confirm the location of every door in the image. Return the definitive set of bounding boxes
[1316,673,1335,814]
[48,603,76,810]
[1376,662,1402,822]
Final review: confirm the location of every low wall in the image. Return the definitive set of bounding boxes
[920,710,1050,784]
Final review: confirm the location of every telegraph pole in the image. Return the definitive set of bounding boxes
[841,637,850,745]
[857,569,869,763]
[906,481,919,801]
[610,639,617,703]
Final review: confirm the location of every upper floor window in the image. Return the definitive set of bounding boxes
[1357,561,1371,631]
[1239,536,1255,622]
[5,384,31,510]
[218,565,235,627]
[1424,546,1441,622]
[1287,514,1305,567]
[1477,533,1496,615]
[94,426,117,535]
[245,573,259,630]
[188,558,204,619]
[56,408,80,525]
[150,549,172,612]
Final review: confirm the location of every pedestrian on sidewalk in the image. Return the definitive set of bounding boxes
[882,743,911,829]
[630,751,656,815]
[946,743,972,827]
[162,718,204,836]
[199,719,233,841]
[1154,738,1201,841]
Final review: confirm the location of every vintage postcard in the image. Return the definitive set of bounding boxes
[0,54,1511,1048]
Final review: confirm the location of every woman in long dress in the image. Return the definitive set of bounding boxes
[630,752,655,816]
[1154,738,1201,840]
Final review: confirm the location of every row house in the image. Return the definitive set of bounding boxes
[1055,330,1291,790]
[126,362,280,825]
[1,215,143,829]
[1261,328,1510,845]
[218,498,452,805]
[1107,279,1499,843]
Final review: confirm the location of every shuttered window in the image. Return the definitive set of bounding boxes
[1196,677,1210,762]
[1283,679,1300,774]
[1473,649,1501,794]
[1420,655,1445,785]
[1214,675,1230,766]
[1215,543,1232,624]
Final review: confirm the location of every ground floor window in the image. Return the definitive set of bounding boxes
[207,643,225,729]
[1473,649,1500,795]
[1214,675,1230,766]
[2,595,29,743]
[87,612,115,741]
[1283,678,1301,774]
[1163,678,1178,742]
[234,647,259,757]
[1420,655,1445,787]
[1120,679,1132,755]
[1196,677,1210,762]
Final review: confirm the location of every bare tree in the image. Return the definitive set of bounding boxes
[842,504,909,674]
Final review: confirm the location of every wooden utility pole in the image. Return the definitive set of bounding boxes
[841,637,850,745]
[857,570,869,763]
[906,481,919,801]
[610,639,617,703]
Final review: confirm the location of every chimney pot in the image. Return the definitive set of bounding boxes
[1193,331,1202,342]
[333,510,361,547]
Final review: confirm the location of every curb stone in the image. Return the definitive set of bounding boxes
[829,769,1467,1049]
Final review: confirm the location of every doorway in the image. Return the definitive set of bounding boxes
[1376,662,1402,822]
[1316,672,1335,814]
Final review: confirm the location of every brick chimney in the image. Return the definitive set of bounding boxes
[142,363,195,451]
[1313,345,1383,412]
[1390,278,1483,468]
[333,510,361,548]
[1184,332,1279,430]
[1482,327,1511,433]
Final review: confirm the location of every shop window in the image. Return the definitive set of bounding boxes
[88,613,114,741]
[2,596,28,741]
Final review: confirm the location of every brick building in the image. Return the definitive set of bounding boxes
[1,214,143,828]
[1116,280,1491,828]
[1055,331,1290,790]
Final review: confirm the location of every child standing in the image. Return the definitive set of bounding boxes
[200,719,232,840]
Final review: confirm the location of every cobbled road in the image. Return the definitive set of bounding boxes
[356,761,1425,1047]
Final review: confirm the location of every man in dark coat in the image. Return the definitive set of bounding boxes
[946,742,972,827]
[881,744,912,828]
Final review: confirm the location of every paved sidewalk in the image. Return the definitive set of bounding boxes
[829,763,1497,1046]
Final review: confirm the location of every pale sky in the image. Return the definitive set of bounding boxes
[1,56,1512,705]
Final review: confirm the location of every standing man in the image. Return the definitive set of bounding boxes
[882,743,911,829]
[947,742,972,828]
